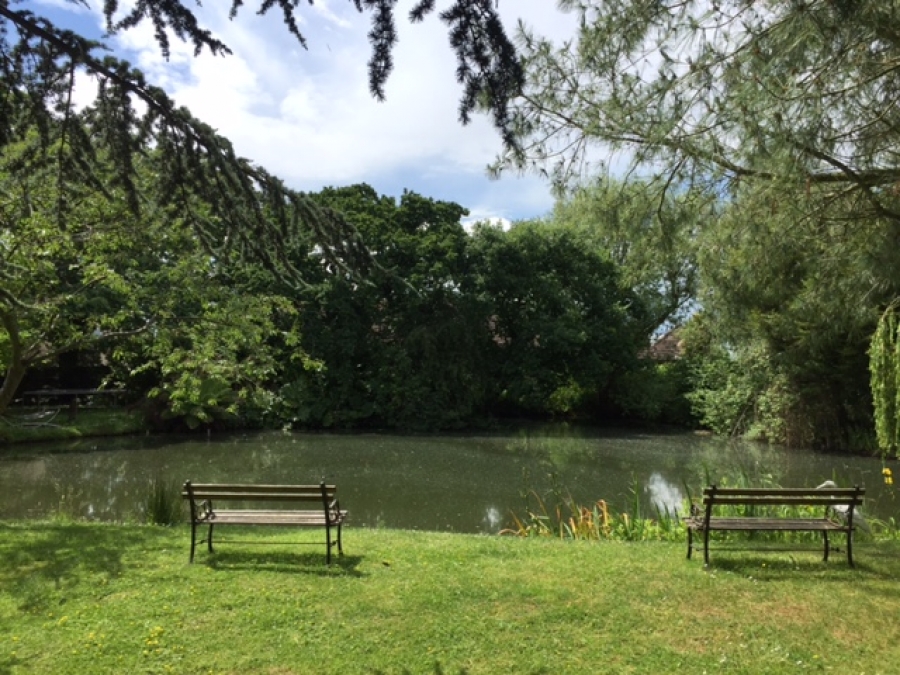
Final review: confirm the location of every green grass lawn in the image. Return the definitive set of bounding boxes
[2,522,899,674]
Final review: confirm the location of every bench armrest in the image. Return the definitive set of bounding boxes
[194,499,214,521]
[326,497,343,523]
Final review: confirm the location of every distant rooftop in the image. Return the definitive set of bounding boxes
[643,328,684,361]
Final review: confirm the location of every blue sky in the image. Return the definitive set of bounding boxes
[33,0,579,226]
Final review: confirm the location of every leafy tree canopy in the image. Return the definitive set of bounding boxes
[469,220,649,416]
[0,133,294,420]
[685,181,895,448]
[280,184,486,430]
[549,178,705,335]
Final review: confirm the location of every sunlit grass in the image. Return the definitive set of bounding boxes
[2,521,900,674]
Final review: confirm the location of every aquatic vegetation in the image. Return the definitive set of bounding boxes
[144,477,184,526]
[502,478,683,542]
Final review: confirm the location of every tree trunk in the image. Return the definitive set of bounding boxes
[0,309,28,416]
[0,359,28,416]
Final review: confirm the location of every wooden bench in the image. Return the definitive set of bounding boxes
[685,485,865,566]
[182,481,347,564]
[21,388,127,420]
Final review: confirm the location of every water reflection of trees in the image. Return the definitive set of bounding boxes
[0,430,893,525]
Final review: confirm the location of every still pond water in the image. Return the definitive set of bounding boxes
[0,428,895,532]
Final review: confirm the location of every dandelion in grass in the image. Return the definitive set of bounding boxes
[884,467,894,486]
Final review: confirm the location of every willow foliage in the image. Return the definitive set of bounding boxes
[871,308,900,457]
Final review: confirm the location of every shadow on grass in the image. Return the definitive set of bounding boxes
[0,522,170,612]
[201,548,365,577]
[701,542,900,583]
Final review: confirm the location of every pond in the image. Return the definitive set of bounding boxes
[0,428,895,532]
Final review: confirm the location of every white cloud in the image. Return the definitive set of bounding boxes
[461,215,511,232]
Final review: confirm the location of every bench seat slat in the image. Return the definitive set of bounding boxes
[188,483,335,491]
[686,517,846,532]
[196,510,347,525]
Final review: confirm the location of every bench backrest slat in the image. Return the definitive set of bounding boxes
[703,487,861,497]
[182,482,338,504]
[701,486,864,507]
[186,484,334,493]
[704,496,863,506]
[185,492,327,502]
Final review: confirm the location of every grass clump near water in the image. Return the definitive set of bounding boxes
[505,479,685,541]
[143,477,185,526]
[2,522,900,674]
[504,479,900,544]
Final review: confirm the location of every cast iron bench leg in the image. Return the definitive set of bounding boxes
[822,531,830,562]
[325,523,332,565]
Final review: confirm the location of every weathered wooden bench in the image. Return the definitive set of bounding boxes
[182,481,347,564]
[685,485,865,566]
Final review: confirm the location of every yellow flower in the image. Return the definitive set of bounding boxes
[883,467,893,476]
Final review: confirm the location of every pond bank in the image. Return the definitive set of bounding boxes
[0,409,147,445]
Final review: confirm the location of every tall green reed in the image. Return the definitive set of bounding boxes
[144,477,184,526]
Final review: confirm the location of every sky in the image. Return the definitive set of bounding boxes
[34,0,580,227]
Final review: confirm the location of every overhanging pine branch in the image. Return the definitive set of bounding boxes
[1,5,379,288]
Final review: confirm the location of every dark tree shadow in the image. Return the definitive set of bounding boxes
[0,522,173,618]
[1,522,162,580]
[199,548,365,576]
[701,543,900,585]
